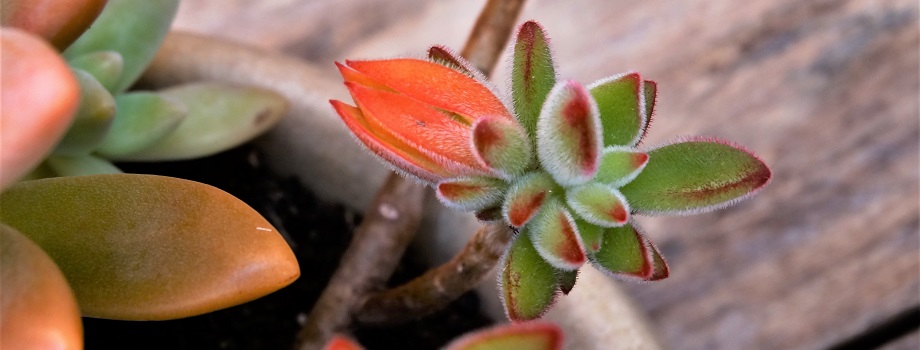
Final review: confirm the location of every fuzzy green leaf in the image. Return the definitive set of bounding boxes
[471,115,533,179]
[436,176,507,211]
[595,146,649,187]
[590,223,653,279]
[574,219,603,254]
[0,174,300,320]
[499,232,559,321]
[620,138,772,215]
[512,21,556,145]
[444,322,563,350]
[46,154,121,177]
[565,182,630,228]
[105,83,288,161]
[502,171,556,227]
[588,73,645,147]
[641,80,657,142]
[52,69,115,156]
[528,197,586,270]
[95,92,188,158]
[536,80,602,186]
[66,51,124,92]
[63,0,179,93]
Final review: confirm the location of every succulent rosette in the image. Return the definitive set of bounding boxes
[331,21,771,321]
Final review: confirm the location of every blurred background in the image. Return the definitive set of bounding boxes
[171,1,918,349]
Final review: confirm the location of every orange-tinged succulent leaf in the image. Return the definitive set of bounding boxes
[588,73,646,147]
[557,269,578,295]
[537,80,602,187]
[1,0,107,50]
[499,232,559,321]
[332,100,451,183]
[565,182,630,228]
[620,138,772,215]
[444,322,563,350]
[471,115,534,179]
[502,172,555,228]
[511,21,557,144]
[0,174,300,320]
[0,28,80,190]
[346,82,487,176]
[436,176,507,211]
[323,335,364,350]
[595,146,649,187]
[345,59,513,123]
[590,223,654,280]
[647,238,670,281]
[528,198,587,270]
[1,224,83,350]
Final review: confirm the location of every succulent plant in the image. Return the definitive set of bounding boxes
[325,322,562,350]
[331,20,772,321]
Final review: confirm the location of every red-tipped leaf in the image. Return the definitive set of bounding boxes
[511,21,557,143]
[588,73,647,147]
[499,233,559,321]
[595,146,649,187]
[471,115,534,179]
[536,80,603,186]
[565,183,630,227]
[590,223,654,280]
[502,172,555,227]
[444,322,563,350]
[528,198,587,270]
[436,176,507,211]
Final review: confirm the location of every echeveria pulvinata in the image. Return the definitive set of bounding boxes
[331,21,771,321]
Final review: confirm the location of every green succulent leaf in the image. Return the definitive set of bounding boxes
[46,154,122,177]
[574,218,603,254]
[0,174,300,320]
[436,176,507,212]
[66,50,124,92]
[588,72,646,147]
[105,82,288,161]
[565,182,630,228]
[94,91,187,158]
[444,322,563,350]
[502,171,556,227]
[590,223,653,280]
[0,224,83,350]
[511,20,556,145]
[595,146,649,187]
[641,80,657,141]
[63,0,179,93]
[537,80,602,187]
[471,115,533,179]
[52,68,116,156]
[620,138,772,215]
[528,197,587,270]
[499,232,559,321]
[557,269,578,295]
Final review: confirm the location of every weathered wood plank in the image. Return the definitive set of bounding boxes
[172,1,919,349]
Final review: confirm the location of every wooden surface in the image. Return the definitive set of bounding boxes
[171,1,919,349]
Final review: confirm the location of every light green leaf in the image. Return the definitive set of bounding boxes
[0,174,300,320]
[436,176,507,211]
[566,182,630,228]
[95,91,187,158]
[67,50,124,92]
[620,138,772,215]
[46,154,121,177]
[590,223,653,279]
[499,232,559,321]
[52,68,116,156]
[595,146,649,187]
[512,21,556,145]
[588,73,645,147]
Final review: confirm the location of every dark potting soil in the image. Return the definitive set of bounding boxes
[82,144,492,349]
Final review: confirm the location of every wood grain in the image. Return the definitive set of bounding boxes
[171,0,919,349]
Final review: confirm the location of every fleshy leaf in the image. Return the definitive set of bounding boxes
[502,172,556,227]
[0,28,79,190]
[0,174,300,320]
[1,0,107,50]
[427,45,476,79]
[537,80,602,186]
[595,146,649,187]
[64,0,179,93]
[565,182,630,227]
[557,269,578,295]
[499,232,559,321]
[574,219,603,254]
[107,82,288,161]
[511,20,556,144]
[588,72,645,147]
[471,115,534,178]
[436,176,507,211]
[590,223,653,280]
[620,138,772,215]
[46,154,122,176]
[528,197,587,270]
[1,224,83,350]
[67,50,124,92]
[647,238,670,281]
[95,91,188,158]
[323,335,365,350]
[52,68,116,156]
[640,80,657,143]
[444,322,563,350]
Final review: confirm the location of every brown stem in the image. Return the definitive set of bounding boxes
[295,175,425,350]
[354,0,526,325]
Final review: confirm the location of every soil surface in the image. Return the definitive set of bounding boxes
[82,145,492,349]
